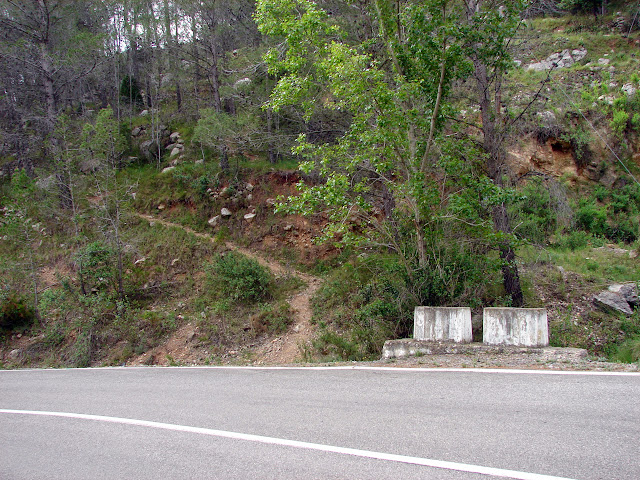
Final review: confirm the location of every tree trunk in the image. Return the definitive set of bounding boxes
[465,1,524,306]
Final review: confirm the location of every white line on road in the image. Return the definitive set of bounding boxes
[0,409,576,480]
[1,365,638,376]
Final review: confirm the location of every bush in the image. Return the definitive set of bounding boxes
[575,200,607,236]
[553,230,593,251]
[613,336,640,364]
[510,177,556,243]
[207,252,273,303]
[0,293,36,331]
[251,302,292,334]
[610,109,629,139]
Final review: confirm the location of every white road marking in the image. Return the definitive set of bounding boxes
[1,365,638,376]
[0,409,576,480]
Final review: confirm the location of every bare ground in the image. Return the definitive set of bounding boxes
[131,213,322,365]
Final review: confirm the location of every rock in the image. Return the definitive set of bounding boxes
[171,258,179,266]
[537,110,557,125]
[245,183,254,192]
[131,127,142,137]
[170,132,180,142]
[221,208,232,217]
[284,224,294,231]
[527,48,587,72]
[9,349,20,360]
[36,174,56,190]
[170,147,182,158]
[140,109,149,116]
[622,83,637,96]
[593,291,633,315]
[266,198,276,207]
[157,204,166,210]
[234,77,251,89]
[246,194,253,202]
[208,215,221,227]
[597,94,614,105]
[244,213,256,222]
[599,169,617,188]
[140,140,161,162]
[608,284,639,307]
[220,187,233,198]
[79,158,100,173]
[161,166,175,174]
[177,138,184,144]
[598,57,610,65]
[134,257,147,265]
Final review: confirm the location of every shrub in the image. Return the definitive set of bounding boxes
[251,302,292,334]
[613,336,640,364]
[207,252,273,303]
[575,200,607,236]
[0,293,36,331]
[553,230,592,251]
[510,177,556,243]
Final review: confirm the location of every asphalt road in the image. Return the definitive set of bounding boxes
[1,366,639,480]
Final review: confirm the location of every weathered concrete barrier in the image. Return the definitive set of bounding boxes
[414,307,472,343]
[483,308,549,347]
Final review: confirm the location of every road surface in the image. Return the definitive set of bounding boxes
[1,366,639,479]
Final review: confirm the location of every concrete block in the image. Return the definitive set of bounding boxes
[483,308,549,347]
[413,307,472,343]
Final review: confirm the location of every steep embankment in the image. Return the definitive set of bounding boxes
[131,213,322,365]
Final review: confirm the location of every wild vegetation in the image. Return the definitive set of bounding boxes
[1,0,639,368]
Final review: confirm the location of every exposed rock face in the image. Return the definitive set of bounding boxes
[527,48,587,71]
[507,137,578,177]
[608,284,639,307]
[593,290,634,316]
[140,140,161,162]
[622,83,637,96]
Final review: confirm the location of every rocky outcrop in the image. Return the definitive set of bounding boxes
[593,283,638,316]
[527,48,587,72]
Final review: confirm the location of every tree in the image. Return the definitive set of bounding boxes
[256,0,526,306]
[462,0,525,306]
[0,0,108,205]
[81,107,130,300]
[0,170,45,318]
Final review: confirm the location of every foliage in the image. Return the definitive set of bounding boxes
[207,252,273,303]
[613,335,640,364]
[119,75,143,105]
[193,108,260,155]
[311,249,498,360]
[252,301,292,334]
[0,292,36,332]
[74,242,117,294]
[575,199,607,236]
[610,109,629,139]
[552,230,593,250]
[510,177,557,243]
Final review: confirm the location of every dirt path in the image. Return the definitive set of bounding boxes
[134,213,322,364]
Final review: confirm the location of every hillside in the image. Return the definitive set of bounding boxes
[1,1,640,369]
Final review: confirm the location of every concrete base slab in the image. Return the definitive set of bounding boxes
[381,339,586,360]
[483,308,549,347]
[414,307,472,343]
